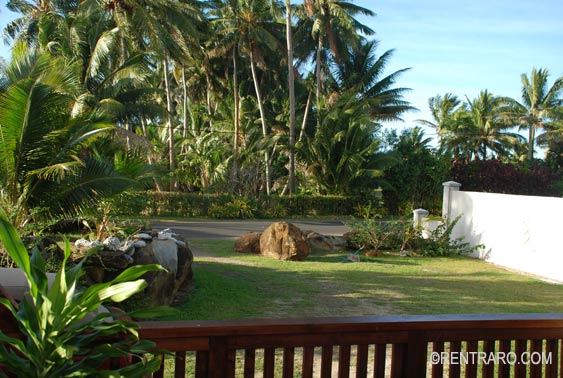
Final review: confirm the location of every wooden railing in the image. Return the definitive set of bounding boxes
[138,313,563,378]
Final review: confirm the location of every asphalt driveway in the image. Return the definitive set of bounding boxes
[149,219,350,239]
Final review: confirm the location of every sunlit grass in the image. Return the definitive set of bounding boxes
[172,239,563,320]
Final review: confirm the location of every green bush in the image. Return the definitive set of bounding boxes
[347,215,483,257]
[110,191,376,219]
[0,211,164,377]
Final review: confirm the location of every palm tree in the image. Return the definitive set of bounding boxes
[329,39,414,122]
[0,45,137,228]
[299,93,390,194]
[464,90,524,160]
[297,0,375,124]
[209,0,283,194]
[4,0,74,47]
[417,93,461,148]
[94,0,203,190]
[503,68,563,160]
[285,0,296,194]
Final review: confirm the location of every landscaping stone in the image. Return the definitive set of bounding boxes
[234,232,262,254]
[305,231,348,251]
[77,229,194,306]
[260,222,310,261]
[102,236,121,251]
[151,239,179,274]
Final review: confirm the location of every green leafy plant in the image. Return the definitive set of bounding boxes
[416,216,483,257]
[208,198,256,219]
[0,211,163,377]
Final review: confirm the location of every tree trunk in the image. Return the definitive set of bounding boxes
[181,66,190,155]
[299,89,313,142]
[249,48,271,195]
[163,55,177,192]
[286,0,296,195]
[527,124,535,160]
[232,46,240,184]
[315,37,323,131]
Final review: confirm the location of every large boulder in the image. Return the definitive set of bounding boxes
[259,222,310,261]
[234,232,262,254]
[82,230,194,307]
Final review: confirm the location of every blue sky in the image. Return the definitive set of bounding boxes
[354,0,563,137]
[0,1,562,141]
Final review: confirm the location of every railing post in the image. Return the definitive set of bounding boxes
[442,181,461,224]
[208,337,229,378]
[406,331,428,378]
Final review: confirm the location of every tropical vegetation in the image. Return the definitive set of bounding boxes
[0,0,562,228]
[0,210,163,377]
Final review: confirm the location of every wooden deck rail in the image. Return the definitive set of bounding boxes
[138,313,563,378]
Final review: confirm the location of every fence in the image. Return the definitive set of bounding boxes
[442,181,563,283]
[139,313,563,377]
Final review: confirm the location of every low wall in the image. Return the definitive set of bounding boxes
[449,190,563,282]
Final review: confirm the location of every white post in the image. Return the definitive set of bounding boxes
[413,209,429,227]
[442,181,462,223]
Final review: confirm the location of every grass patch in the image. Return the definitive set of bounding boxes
[173,239,563,320]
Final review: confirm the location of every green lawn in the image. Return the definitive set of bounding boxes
[171,239,563,320]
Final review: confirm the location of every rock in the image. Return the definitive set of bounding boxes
[174,239,186,247]
[103,236,121,251]
[259,222,310,261]
[133,233,152,240]
[120,240,135,255]
[75,238,91,248]
[132,236,193,307]
[346,253,360,263]
[234,232,261,254]
[133,243,154,266]
[90,241,103,248]
[134,240,146,248]
[175,241,194,291]
[158,232,174,240]
[97,250,131,270]
[151,239,178,274]
[304,231,346,251]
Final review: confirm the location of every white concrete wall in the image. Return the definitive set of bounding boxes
[449,191,563,282]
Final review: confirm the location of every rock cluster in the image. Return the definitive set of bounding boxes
[75,228,193,306]
[234,222,348,261]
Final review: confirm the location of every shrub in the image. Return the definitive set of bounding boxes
[347,215,483,257]
[110,191,375,219]
[415,216,483,257]
[0,211,164,377]
[208,198,256,219]
[451,159,557,196]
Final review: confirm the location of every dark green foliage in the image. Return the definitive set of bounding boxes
[382,127,450,214]
[416,216,483,257]
[0,211,163,377]
[110,191,375,219]
[347,215,482,257]
[451,159,557,195]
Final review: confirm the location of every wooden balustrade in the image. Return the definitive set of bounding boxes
[138,313,563,378]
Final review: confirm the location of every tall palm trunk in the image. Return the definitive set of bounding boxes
[163,55,177,191]
[181,66,189,155]
[315,37,323,131]
[232,46,240,181]
[299,89,313,142]
[249,48,271,195]
[527,124,536,160]
[286,0,296,194]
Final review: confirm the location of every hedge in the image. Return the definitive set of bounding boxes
[109,191,378,219]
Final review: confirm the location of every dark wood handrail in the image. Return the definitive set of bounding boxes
[138,313,563,377]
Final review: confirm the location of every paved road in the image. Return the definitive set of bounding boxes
[150,219,350,239]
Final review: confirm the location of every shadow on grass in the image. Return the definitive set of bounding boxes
[174,243,563,321]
